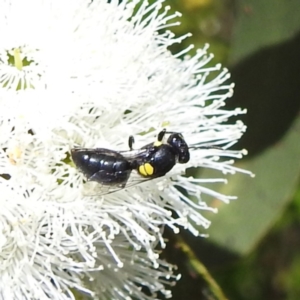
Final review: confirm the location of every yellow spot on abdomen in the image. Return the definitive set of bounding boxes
[139,163,154,177]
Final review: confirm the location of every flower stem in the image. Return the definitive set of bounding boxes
[176,235,228,300]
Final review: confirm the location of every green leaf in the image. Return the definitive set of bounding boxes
[201,115,300,255]
[230,0,300,63]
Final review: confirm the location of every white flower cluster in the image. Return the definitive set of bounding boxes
[0,0,250,299]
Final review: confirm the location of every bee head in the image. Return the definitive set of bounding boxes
[167,133,190,163]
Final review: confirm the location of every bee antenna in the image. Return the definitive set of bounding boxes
[189,146,223,150]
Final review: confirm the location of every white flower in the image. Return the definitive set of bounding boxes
[0,0,251,299]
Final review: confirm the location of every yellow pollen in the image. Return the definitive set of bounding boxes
[8,147,22,165]
[13,48,23,71]
[153,141,162,147]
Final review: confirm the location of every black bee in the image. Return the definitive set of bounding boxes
[71,129,190,194]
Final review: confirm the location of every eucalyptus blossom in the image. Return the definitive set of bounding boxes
[0,0,250,299]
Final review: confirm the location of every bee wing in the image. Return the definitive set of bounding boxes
[118,148,149,160]
[82,178,130,196]
[81,170,155,196]
[72,147,124,157]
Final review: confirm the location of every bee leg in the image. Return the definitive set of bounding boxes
[128,135,135,150]
[157,129,166,142]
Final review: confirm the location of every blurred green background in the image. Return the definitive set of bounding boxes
[160,0,300,299]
